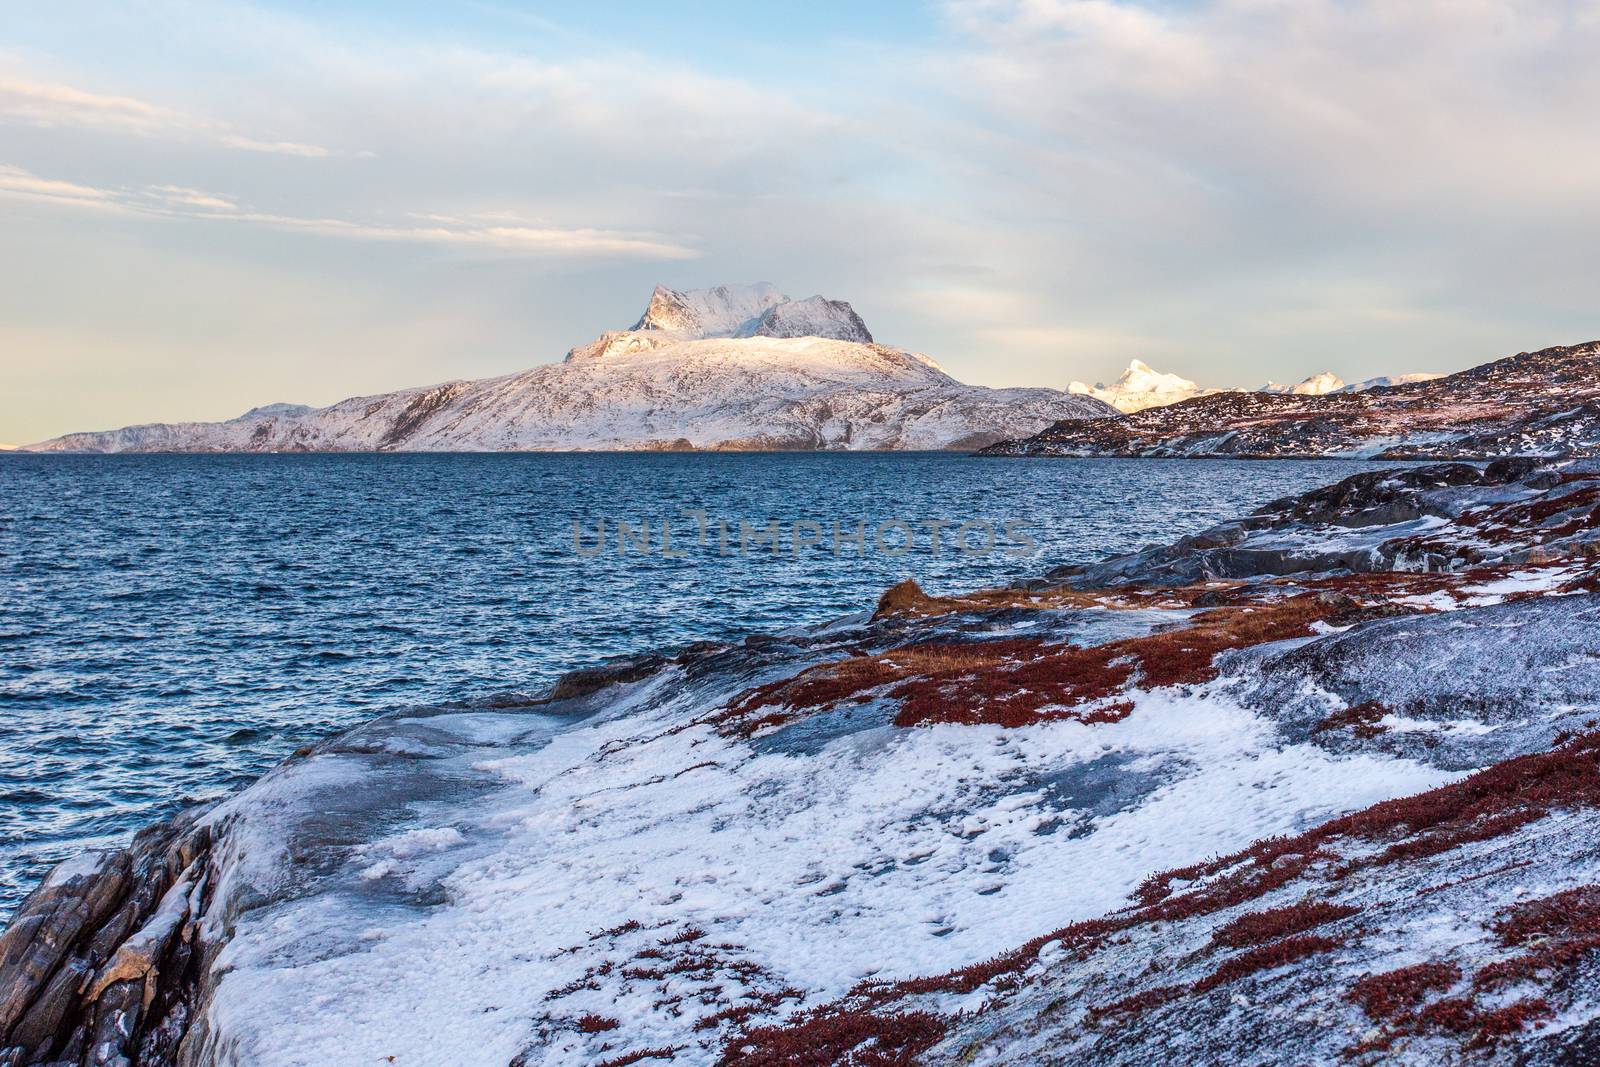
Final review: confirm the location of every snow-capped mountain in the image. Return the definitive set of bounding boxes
[1067,359,1217,413]
[1260,370,1346,395]
[632,283,873,344]
[26,284,1113,453]
[1337,371,1443,392]
[1071,361,1441,415]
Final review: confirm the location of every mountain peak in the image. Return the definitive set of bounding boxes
[1069,359,1205,413]
[1261,371,1346,396]
[629,283,872,343]
[632,283,787,338]
[744,295,873,344]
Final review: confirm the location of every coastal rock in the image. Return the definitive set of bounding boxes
[0,811,212,1067]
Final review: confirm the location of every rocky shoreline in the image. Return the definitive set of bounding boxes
[4,458,1599,1065]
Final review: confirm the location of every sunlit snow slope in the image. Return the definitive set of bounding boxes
[27,284,1114,453]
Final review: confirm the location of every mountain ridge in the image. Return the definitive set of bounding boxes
[1071,361,1438,414]
[25,284,1112,453]
[985,340,1600,460]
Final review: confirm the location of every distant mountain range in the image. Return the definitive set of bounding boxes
[987,341,1600,459]
[24,284,1114,453]
[1068,361,1441,413]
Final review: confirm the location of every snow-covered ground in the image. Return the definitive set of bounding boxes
[189,653,1448,1065]
[6,460,1599,1066]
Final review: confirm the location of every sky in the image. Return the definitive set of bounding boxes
[4,0,1600,444]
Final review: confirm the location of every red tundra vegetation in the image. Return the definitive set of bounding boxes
[718,592,1355,735]
[1349,962,1463,1021]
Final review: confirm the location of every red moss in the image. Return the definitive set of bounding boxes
[715,594,1350,734]
[1211,900,1360,948]
[1078,700,1135,725]
[1374,809,1546,868]
[1313,701,1390,740]
[1348,962,1461,1021]
[1468,998,1553,1044]
[577,1013,621,1033]
[719,1010,946,1066]
[1417,995,1552,1046]
[1560,569,1600,595]
[1194,935,1342,992]
[1493,884,1600,946]
[1473,486,1600,546]
[661,926,707,945]
[1475,884,1600,991]
[1418,995,1476,1032]
[692,989,806,1034]
[597,1047,682,1067]
[595,919,644,940]
[1086,985,1183,1023]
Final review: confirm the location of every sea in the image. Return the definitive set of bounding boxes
[0,452,1387,917]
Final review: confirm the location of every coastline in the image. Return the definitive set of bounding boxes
[3,457,1598,1064]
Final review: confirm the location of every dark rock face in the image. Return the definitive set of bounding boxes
[982,340,1600,459]
[1049,459,1597,588]
[0,810,212,1067]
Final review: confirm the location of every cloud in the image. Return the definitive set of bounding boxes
[938,0,1600,221]
[142,184,237,210]
[218,134,336,158]
[0,77,182,133]
[0,164,698,259]
[0,76,350,157]
[0,163,126,211]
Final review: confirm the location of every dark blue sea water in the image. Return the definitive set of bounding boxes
[0,452,1384,916]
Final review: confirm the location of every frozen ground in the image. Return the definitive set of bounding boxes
[4,459,1600,1066]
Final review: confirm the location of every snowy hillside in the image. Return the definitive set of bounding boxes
[994,341,1600,459]
[26,284,1113,453]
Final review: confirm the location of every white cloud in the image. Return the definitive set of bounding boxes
[1,163,698,259]
[142,184,237,210]
[218,134,336,158]
[0,75,350,157]
[0,76,182,133]
[0,163,126,211]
